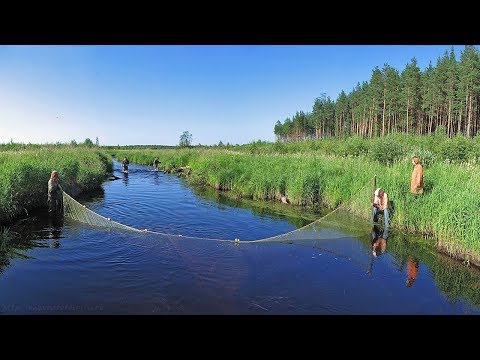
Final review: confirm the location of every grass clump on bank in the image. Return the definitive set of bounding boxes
[0,145,112,224]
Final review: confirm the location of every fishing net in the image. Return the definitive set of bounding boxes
[62,176,376,243]
[62,192,143,233]
[62,177,379,272]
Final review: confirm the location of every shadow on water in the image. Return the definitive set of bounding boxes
[0,210,64,274]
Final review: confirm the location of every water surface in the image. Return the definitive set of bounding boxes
[1,160,480,315]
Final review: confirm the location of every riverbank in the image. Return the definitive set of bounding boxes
[0,146,112,225]
[107,147,480,268]
[2,140,479,268]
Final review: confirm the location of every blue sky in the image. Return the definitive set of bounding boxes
[0,45,470,146]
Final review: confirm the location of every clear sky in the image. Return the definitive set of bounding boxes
[0,45,470,146]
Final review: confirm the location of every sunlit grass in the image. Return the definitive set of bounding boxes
[0,146,112,224]
[107,146,480,262]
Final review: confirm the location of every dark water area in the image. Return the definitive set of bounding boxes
[2,160,480,315]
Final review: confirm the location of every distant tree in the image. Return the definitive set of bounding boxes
[83,138,94,147]
[95,137,99,146]
[218,140,224,146]
[70,139,78,147]
[179,131,192,147]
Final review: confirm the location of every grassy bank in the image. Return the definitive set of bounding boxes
[0,145,113,224]
[107,140,480,266]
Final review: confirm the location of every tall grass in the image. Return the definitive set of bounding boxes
[0,146,112,224]
[108,144,480,263]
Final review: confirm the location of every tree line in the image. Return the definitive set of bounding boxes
[274,46,480,141]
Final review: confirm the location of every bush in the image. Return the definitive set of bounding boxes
[439,135,471,163]
[369,137,404,165]
[344,136,369,157]
[408,148,436,168]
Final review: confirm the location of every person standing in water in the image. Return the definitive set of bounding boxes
[153,157,160,171]
[48,170,63,216]
[122,157,129,173]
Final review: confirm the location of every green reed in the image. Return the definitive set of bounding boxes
[0,146,113,224]
[108,146,480,262]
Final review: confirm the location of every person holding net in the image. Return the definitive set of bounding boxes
[48,170,63,216]
[372,187,390,227]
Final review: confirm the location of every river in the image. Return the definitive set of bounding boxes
[1,160,480,314]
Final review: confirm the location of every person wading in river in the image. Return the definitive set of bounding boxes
[122,157,129,173]
[48,170,63,216]
[153,157,160,171]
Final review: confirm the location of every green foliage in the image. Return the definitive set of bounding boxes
[0,146,112,224]
[344,136,369,157]
[179,131,192,147]
[439,134,472,163]
[83,138,94,147]
[62,159,80,182]
[408,148,436,168]
[369,137,404,165]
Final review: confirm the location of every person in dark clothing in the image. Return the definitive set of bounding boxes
[48,170,63,216]
[122,157,129,173]
[153,157,160,171]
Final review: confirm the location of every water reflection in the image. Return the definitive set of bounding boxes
[372,225,388,258]
[46,215,63,248]
[3,163,480,314]
[191,185,318,228]
[405,258,420,287]
[153,171,160,186]
[122,172,129,186]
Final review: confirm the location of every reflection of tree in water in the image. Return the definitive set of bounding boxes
[429,254,480,306]
[0,210,64,274]
[385,231,480,307]
[191,184,321,229]
[0,226,35,274]
[192,185,480,307]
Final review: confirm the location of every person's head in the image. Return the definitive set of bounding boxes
[50,170,59,180]
[412,156,420,165]
[375,187,384,197]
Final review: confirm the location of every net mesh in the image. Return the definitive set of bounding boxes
[62,178,377,272]
[62,176,376,243]
[63,192,143,233]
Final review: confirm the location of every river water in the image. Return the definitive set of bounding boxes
[1,160,480,314]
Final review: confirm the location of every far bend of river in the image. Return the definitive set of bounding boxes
[2,160,480,315]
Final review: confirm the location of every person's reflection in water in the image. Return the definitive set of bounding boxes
[406,258,419,287]
[367,224,389,275]
[153,170,160,186]
[372,224,388,258]
[48,215,63,248]
[122,171,129,186]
